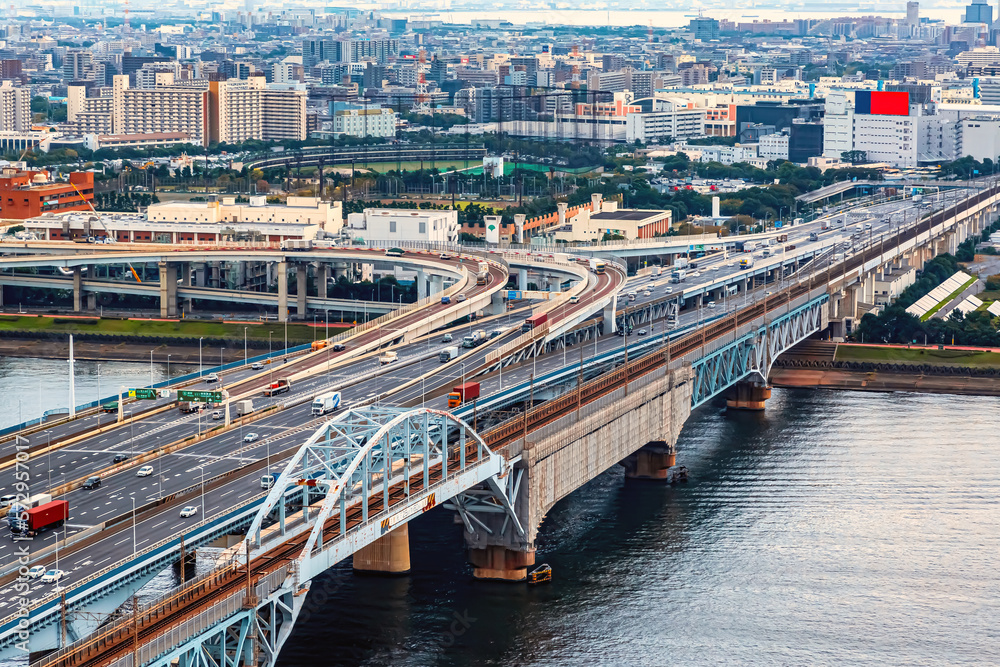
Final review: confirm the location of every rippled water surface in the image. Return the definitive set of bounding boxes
[272,388,1000,666]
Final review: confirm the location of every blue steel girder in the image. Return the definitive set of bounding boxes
[690,295,827,408]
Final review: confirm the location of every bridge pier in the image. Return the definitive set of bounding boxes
[518,268,528,290]
[463,366,692,582]
[72,268,82,312]
[623,440,677,480]
[417,269,427,300]
[603,300,617,333]
[86,292,96,311]
[430,274,444,296]
[491,290,505,316]
[725,380,771,411]
[296,263,308,319]
[468,545,536,582]
[277,261,288,322]
[353,524,411,575]
[316,264,328,300]
[159,261,178,318]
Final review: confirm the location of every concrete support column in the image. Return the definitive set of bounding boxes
[603,300,617,333]
[296,263,308,319]
[491,291,505,316]
[353,524,410,574]
[518,268,528,290]
[725,381,771,411]
[623,441,677,480]
[73,268,83,312]
[86,292,97,311]
[158,261,177,318]
[430,274,444,296]
[416,269,427,300]
[179,262,191,287]
[316,264,328,300]
[468,545,535,582]
[277,262,288,323]
[209,262,221,289]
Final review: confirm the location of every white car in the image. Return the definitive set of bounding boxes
[179,506,198,518]
[251,362,264,370]
[212,410,223,420]
[136,466,154,477]
[690,271,701,278]
[707,301,717,309]
[40,569,66,584]
[666,286,674,293]
[205,373,219,383]
[643,290,651,296]
[243,433,259,443]
[26,565,46,579]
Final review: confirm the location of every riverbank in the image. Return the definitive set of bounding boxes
[0,337,259,364]
[770,366,1000,396]
[772,339,1000,396]
[0,314,345,342]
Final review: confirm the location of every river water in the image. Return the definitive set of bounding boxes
[271,387,999,666]
[0,358,169,430]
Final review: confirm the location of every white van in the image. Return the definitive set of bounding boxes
[627,291,637,302]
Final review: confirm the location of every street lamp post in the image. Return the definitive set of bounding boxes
[167,355,171,382]
[199,337,204,378]
[244,327,248,367]
[149,350,153,388]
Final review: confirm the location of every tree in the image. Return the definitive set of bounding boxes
[841,150,868,165]
[256,180,270,193]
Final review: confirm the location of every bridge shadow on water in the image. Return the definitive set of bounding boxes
[275,389,847,667]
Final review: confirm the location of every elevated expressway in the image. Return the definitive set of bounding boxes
[7,183,1000,666]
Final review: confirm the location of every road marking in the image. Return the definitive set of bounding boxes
[113,536,130,546]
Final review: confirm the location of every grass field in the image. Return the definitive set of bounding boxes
[835,345,1000,367]
[0,316,350,342]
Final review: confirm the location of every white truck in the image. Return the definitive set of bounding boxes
[235,399,254,416]
[651,266,661,277]
[379,351,398,365]
[311,391,341,416]
[439,346,460,362]
[739,255,755,269]
[675,257,689,269]
[742,241,758,253]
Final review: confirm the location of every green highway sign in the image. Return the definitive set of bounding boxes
[129,388,158,400]
[177,390,223,402]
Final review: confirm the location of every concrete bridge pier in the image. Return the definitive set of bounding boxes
[316,264,328,300]
[491,291,505,316]
[158,261,177,318]
[622,440,677,480]
[725,380,771,411]
[86,292,97,311]
[430,274,444,296]
[464,366,693,581]
[277,261,289,323]
[353,524,411,575]
[296,263,308,319]
[208,262,221,289]
[73,267,83,312]
[417,269,427,300]
[518,268,528,290]
[603,301,617,333]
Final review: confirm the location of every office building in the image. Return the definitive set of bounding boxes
[331,103,397,138]
[0,170,94,220]
[965,0,992,23]
[347,209,459,244]
[0,81,30,132]
[689,17,721,41]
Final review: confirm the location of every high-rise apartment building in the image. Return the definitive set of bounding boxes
[63,49,92,80]
[0,81,30,132]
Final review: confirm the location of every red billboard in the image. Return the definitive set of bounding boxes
[856,91,910,116]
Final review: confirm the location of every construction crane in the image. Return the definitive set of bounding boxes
[69,181,142,283]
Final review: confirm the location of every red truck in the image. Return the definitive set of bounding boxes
[447,382,480,408]
[521,312,548,333]
[263,378,292,397]
[11,500,69,537]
